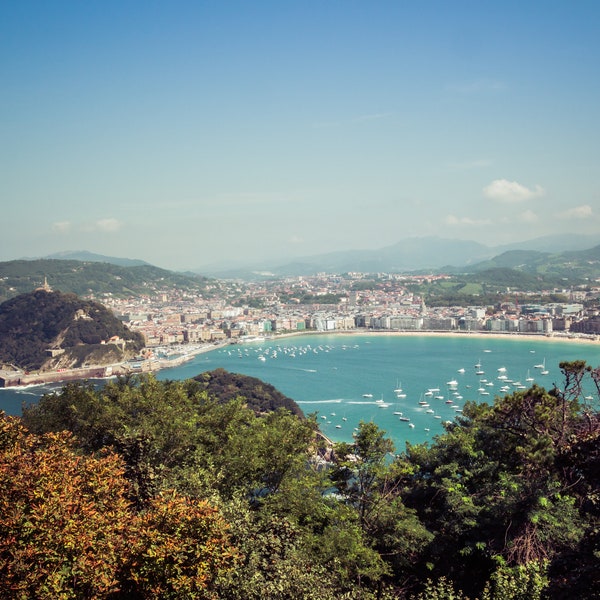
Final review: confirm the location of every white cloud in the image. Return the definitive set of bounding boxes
[52,221,71,233]
[520,209,539,223]
[445,215,492,226]
[95,218,123,233]
[80,218,124,233]
[483,179,545,203]
[559,204,593,219]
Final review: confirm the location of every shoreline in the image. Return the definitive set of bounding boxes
[270,328,600,345]
[1,330,597,390]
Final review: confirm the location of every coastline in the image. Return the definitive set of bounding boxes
[1,330,597,390]
[272,328,600,345]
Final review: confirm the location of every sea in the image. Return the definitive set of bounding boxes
[2,333,599,451]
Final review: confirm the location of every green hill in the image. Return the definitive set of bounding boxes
[467,245,600,283]
[0,289,145,371]
[193,368,303,417]
[0,259,216,302]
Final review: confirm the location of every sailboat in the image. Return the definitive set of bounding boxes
[534,358,549,375]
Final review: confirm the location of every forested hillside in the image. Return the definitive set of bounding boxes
[5,362,598,599]
[193,367,303,417]
[0,289,144,371]
[0,259,215,302]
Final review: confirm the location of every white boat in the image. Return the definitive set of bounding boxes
[362,393,373,398]
[534,358,546,369]
[457,368,465,373]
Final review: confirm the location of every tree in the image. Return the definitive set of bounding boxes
[0,414,132,598]
[0,412,238,599]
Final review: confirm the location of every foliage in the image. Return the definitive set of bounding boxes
[0,413,238,599]
[396,361,600,598]
[0,258,214,302]
[10,361,600,598]
[193,367,303,417]
[0,415,132,598]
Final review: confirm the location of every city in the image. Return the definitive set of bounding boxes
[99,273,600,358]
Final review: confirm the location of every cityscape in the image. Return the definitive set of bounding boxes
[100,272,600,363]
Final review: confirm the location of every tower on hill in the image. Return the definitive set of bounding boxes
[35,277,52,293]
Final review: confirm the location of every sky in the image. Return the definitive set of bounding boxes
[1,1,599,271]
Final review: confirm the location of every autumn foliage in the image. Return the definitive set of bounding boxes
[0,414,237,599]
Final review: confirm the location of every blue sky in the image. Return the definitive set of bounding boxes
[1,1,599,271]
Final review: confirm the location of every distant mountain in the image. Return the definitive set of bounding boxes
[463,245,600,283]
[0,289,145,371]
[44,250,150,267]
[0,259,217,302]
[199,234,600,279]
[492,233,600,254]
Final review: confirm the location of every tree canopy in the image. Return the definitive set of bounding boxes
[5,362,600,598]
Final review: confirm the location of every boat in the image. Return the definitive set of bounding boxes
[409,423,415,428]
[362,393,373,398]
[399,416,410,422]
[457,368,465,373]
[394,380,403,393]
[534,358,546,369]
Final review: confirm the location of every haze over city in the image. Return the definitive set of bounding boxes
[1,1,599,272]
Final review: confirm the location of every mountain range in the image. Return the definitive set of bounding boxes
[193,233,600,278]
[2,234,599,301]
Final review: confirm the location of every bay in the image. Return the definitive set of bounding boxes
[2,333,599,450]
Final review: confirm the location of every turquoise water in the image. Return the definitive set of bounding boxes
[3,333,599,450]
